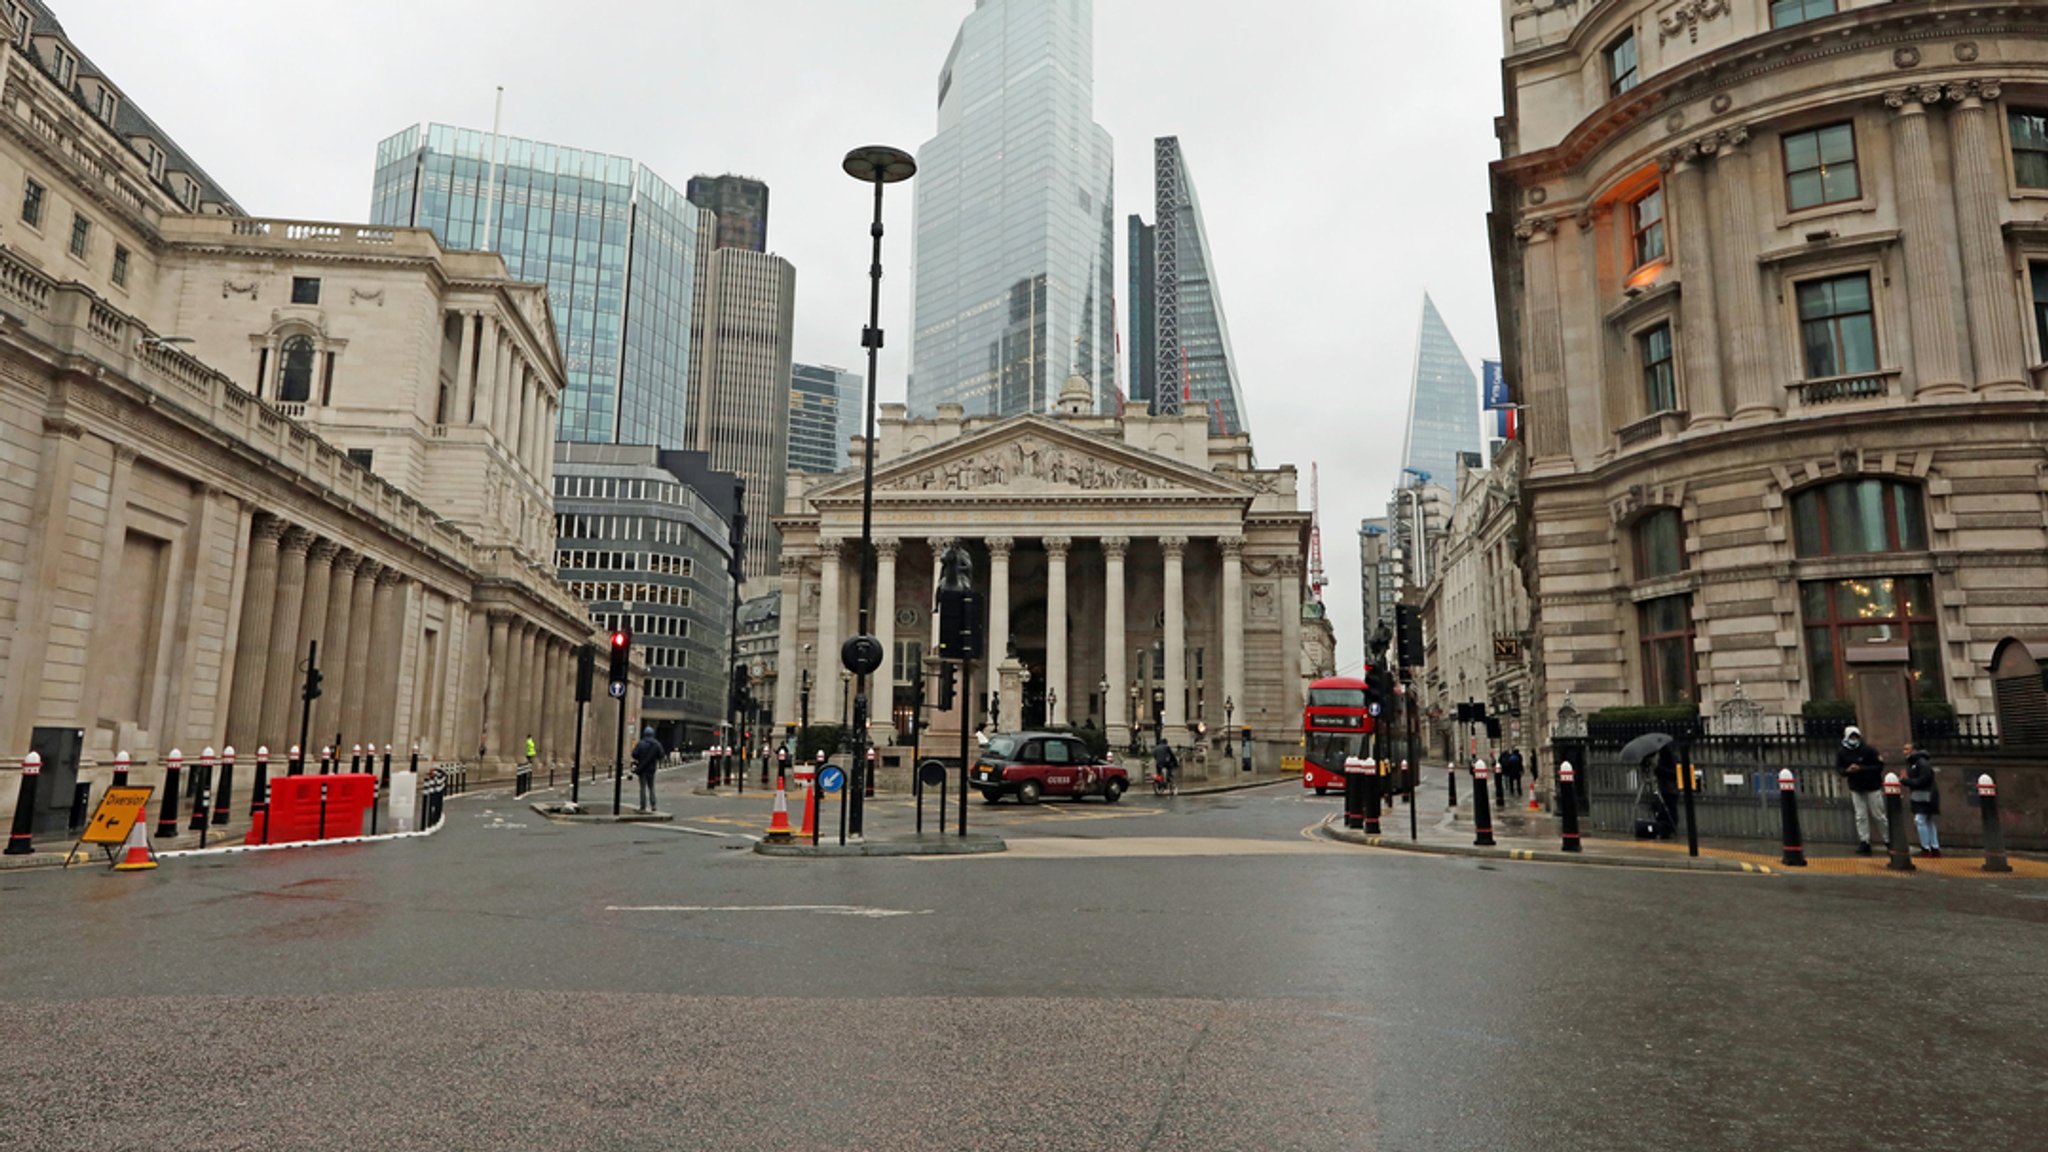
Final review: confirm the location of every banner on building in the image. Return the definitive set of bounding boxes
[1495,406,1518,440]
[1482,359,1509,409]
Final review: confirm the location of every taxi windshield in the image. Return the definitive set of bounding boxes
[985,735,1021,759]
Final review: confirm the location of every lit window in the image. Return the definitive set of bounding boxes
[1802,576,1942,703]
[1638,323,1676,413]
[1782,123,1860,211]
[1770,0,1836,28]
[1630,186,1665,267]
[1797,273,1878,380]
[1606,31,1638,98]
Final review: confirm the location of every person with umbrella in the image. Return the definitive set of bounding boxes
[1619,731,1679,840]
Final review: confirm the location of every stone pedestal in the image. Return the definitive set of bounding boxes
[998,658,1025,733]
[1847,641,1914,757]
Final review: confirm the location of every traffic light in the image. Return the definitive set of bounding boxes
[575,644,595,703]
[938,587,983,661]
[1394,603,1424,670]
[938,662,957,711]
[608,628,632,686]
[301,665,324,702]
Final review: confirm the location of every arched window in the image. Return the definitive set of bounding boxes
[1791,478,1926,557]
[277,335,315,404]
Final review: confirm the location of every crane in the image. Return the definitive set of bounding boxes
[1308,463,1329,606]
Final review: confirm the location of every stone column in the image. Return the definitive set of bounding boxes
[1516,219,1569,470]
[1045,536,1071,725]
[873,539,898,740]
[1887,87,1967,398]
[1711,128,1779,421]
[452,311,475,425]
[1948,82,2030,392]
[1102,536,1129,748]
[1162,536,1188,735]
[1280,555,1305,723]
[1220,535,1246,742]
[1668,153,1727,425]
[339,560,380,745]
[521,623,542,757]
[484,612,513,762]
[366,568,406,746]
[226,514,286,752]
[294,540,339,741]
[986,537,1012,662]
[774,555,803,730]
[456,606,489,760]
[538,636,559,761]
[318,551,361,744]
[258,528,313,748]
[815,542,843,708]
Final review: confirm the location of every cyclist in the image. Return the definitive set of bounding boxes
[1152,735,1180,795]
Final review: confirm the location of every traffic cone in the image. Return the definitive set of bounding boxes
[765,778,795,844]
[1528,785,1541,812]
[112,818,157,871]
[799,779,817,838]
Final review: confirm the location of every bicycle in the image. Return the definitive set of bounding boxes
[1150,753,1180,797]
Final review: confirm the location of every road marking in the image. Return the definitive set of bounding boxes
[642,824,760,842]
[979,836,1353,859]
[605,904,931,918]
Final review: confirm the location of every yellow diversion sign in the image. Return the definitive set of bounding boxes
[1281,755,1305,774]
[81,786,153,845]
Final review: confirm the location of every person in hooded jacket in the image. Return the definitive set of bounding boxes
[1902,741,1941,858]
[1835,725,1888,855]
[631,727,663,813]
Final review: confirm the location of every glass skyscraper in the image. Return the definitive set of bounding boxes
[909,0,1117,418]
[788,363,860,475]
[1134,137,1250,438]
[369,124,698,448]
[1401,294,1483,494]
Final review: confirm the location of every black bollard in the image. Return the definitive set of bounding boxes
[1977,773,2011,873]
[212,748,236,827]
[1777,769,1807,867]
[111,750,131,788]
[351,744,363,774]
[4,752,41,855]
[1447,762,1457,808]
[760,750,771,787]
[250,747,272,824]
[1559,762,1582,853]
[317,779,329,840]
[1364,759,1382,836]
[1494,759,1506,809]
[1343,758,1364,830]
[382,746,393,784]
[1471,759,1496,847]
[155,750,184,840]
[1883,773,1915,873]
[188,750,214,832]
[864,747,877,800]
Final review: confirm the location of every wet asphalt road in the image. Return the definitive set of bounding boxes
[3,780,2047,1151]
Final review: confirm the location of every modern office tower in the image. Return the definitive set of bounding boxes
[1141,137,1250,436]
[553,444,741,747]
[1127,215,1155,413]
[690,248,796,588]
[369,124,698,448]
[788,363,861,475]
[1359,518,1397,652]
[686,174,769,253]
[1400,294,1484,495]
[909,0,1117,418]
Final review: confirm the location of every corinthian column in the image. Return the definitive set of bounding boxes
[873,539,898,740]
[295,539,339,737]
[1668,153,1726,426]
[318,550,361,742]
[816,542,843,701]
[985,537,1012,662]
[1887,87,1967,398]
[340,560,380,745]
[1220,535,1245,740]
[366,568,406,745]
[484,612,512,762]
[1045,537,1071,725]
[774,555,803,730]
[1947,82,2030,392]
[226,514,287,752]
[1162,537,1188,735]
[259,528,313,747]
[1102,536,1128,748]
[1710,128,1778,421]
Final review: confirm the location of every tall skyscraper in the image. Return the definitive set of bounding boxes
[909,0,1117,418]
[686,174,769,253]
[1126,215,1155,412]
[370,124,698,448]
[1401,294,1483,494]
[1134,136,1250,437]
[690,247,796,588]
[788,363,861,475]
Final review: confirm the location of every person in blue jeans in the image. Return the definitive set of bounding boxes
[1902,742,1941,858]
[631,727,663,812]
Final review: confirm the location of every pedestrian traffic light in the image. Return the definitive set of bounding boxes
[608,629,632,686]
[938,661,957,711]
[301,665,323,702]
[575,644,595,703]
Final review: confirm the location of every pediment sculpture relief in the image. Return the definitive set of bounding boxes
[880,435,1173,493]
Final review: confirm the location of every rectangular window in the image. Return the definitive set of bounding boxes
[1633,508,1686,580]
[1638,594,1697,705]
[2011,109,2048,189]
[1790,479,1927,557]
[2032,262,2048,360]
[291,277,321,305]
[111,245,129,287]
[1630,186,1665,267]
[1797,272,1878,379]
[1802,576,1942,702]
[1770,0,1836,28]
[20,178,42,228]
[346,448,374,470]
[68,212,89,258]
[1606,31,1638,97]
[1639,323,1677,413]
[1782,123,1860,211]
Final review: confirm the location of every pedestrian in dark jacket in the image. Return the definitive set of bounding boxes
[1501,749,1525,797]
[1152,738,1179,788]
[631,727,663,812]
[1835,725,1888,854]
[1902,742,1941,858]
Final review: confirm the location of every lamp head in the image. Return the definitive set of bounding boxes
[843,145,917,184]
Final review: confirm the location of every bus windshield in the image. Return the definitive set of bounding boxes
[1305,732,1366,773]
[1308,687,1368,709]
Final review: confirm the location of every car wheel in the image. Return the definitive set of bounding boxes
[1018,780,1042,805]
[979,788,1002,804]
[1104,779,1125,804]
[1314,786,1328,796]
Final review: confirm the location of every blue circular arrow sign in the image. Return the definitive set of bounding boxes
[819,766,846,794]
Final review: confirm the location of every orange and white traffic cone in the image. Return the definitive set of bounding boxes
[799,779,817,838]
[765,778,795,844]
[112,818,157,871]
[1528,780,1542,812]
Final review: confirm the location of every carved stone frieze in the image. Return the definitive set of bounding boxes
[1249,582,1278,620]
[1658,0,1729,45]
[879,435,1177,493]
[222,280,258,300]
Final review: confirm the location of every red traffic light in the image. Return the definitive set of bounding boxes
[610,630,630,649]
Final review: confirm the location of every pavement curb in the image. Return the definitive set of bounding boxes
[1171,774,1297,797]
[1315,816,1774,874]
[158,813,449,860]
[753,833,1007,858]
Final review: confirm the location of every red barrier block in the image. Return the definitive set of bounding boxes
[244,773,376,845]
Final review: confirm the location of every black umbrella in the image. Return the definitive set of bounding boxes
[1618,731,1675,765]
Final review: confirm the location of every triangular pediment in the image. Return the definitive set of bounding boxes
[808,415,1253,501]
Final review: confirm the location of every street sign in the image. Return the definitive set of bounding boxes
[609,682,626,699]
[818,766,845,794]
[918,760,949,789]
[80,785,152,845]
[1369,703,1381,718]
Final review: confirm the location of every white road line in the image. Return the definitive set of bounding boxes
[604,904,931,918]
[641,824,761,842]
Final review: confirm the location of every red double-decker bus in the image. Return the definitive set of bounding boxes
[1302,674,1377,795]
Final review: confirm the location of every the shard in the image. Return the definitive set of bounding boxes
[1401,294,1483,493]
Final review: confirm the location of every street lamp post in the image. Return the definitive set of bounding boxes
[1128,682,1141,753]
[839,144,917,843]
[1047,686,1058,727]
[799,661,813,760]
[1096,677,1108,739]
[1225,694,1236,765]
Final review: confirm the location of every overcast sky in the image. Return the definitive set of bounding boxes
[58,0,1505,674]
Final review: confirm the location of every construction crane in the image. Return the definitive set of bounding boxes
[1308,463,1329,606]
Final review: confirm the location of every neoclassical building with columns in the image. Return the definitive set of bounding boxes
[772,378,1312,771]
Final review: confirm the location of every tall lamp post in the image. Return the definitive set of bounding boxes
[1225,694,1236,764]
[840,144,917,842]
[1046,686,1059,727]
[1128,682,1141,753]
